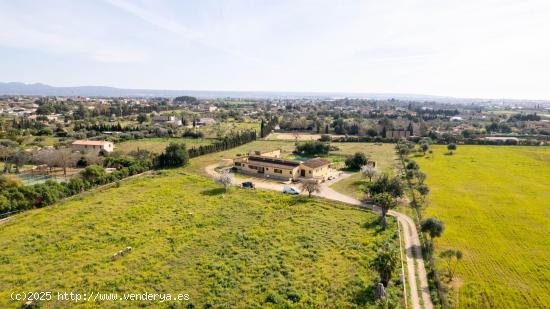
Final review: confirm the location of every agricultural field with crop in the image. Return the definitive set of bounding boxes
[415,145,550,308]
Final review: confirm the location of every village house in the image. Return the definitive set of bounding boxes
[152,115,176,123]
[71,140,114,153]
[384,122,416,140]
[233,152,331,182]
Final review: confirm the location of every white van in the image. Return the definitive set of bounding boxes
[283,186,300,195]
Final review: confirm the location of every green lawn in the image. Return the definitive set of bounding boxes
[0,169,400,308]
[330,143,399,200]
[415,145,550,308]
[183,140,397,181]
[184,140,296,176]
[115,138,215,154]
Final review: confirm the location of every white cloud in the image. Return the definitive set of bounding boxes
[0,3,148,63]
[0,0,549,98]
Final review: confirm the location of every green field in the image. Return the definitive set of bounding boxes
[0,168,399,308]
[183,140,397,180]
[198,121,259,138]
[115,138,215,154]
[329,143,399,200]
[184,140,297,176]
[415,145,550,308]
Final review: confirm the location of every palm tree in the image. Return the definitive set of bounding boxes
[372,242,399,286]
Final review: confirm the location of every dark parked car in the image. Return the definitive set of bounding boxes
[242,181,255,189]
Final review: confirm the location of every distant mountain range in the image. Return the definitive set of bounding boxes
[0,82,548,105]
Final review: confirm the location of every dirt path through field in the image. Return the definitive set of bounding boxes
[206,163,433,309]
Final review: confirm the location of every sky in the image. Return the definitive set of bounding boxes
[1,0,550,100]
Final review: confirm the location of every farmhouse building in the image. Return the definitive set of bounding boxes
[71,140,114,153]
[385,129,411,139]
[384,122,416,139]
[234,154,331,182]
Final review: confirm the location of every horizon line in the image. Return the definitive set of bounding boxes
[1,81,550,102]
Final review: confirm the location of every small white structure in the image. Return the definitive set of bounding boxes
[152,115,176,123]
[71,140,114,153]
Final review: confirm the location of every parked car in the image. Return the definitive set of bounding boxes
[242,181,255,189]
[328,175,336,180]
[283,185,300,195]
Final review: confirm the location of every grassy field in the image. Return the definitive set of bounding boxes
[330,143,399,200]
[184,140,397,179]
[415,145,550,308]
[115,138,215,154]
[184,140,296,176]
[265,132,354,141]
[198,121,259,138]
[0,169,399,308]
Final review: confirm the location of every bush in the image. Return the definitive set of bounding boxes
[295,141,330,156]
[0,195,11,213]
[156,143,189,168]
[81,165,108,184]
[182,130,204,139]
[406,161,419,170]
[0,175,23,191]
[345,152,369,170]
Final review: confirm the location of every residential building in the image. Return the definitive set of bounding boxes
[71,140,114,153]
[234,153,331,182]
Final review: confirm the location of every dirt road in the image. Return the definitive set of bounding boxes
[206,164,433,309]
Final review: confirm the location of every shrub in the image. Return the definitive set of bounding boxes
[345,152,369,170]
[156,143,189,168]
[0,195,11,213]
[295,141,330,156]
[81,165,108,184]
[182,130,204,139]
[0,175,22,190]
[406,161,419,170]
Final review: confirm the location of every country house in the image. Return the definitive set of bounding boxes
[233,151,331,182]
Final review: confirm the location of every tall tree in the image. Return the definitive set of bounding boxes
[373,192,398,229]
[372,242,399,286]
[421,217,445,253]
[440,249,463,281]
[367,174,403,198]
